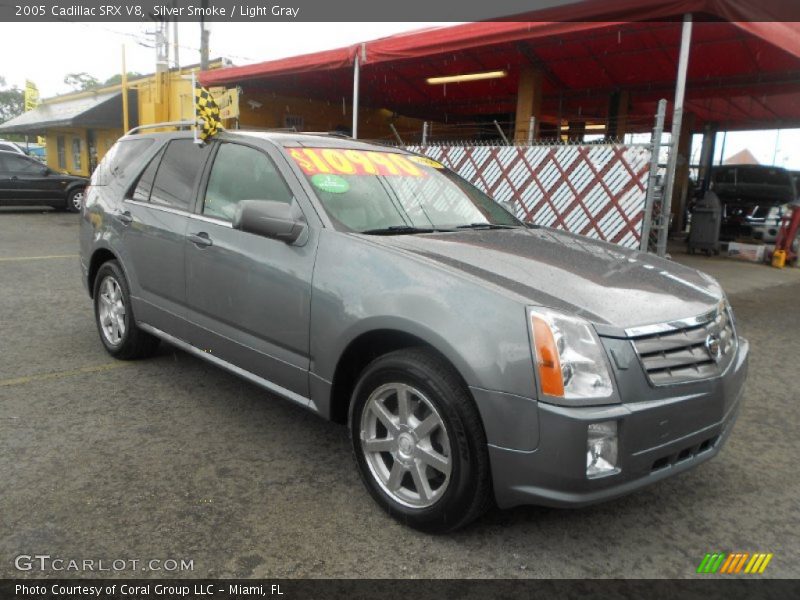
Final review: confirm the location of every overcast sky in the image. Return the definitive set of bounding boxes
[0,22,447,96]
[1,21,798,170]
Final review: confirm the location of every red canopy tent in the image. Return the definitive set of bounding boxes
[200,0,800,133]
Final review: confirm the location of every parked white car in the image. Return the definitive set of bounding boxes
[0,139,27,155]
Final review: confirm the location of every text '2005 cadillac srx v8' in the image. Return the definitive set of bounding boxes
[79,130,748,532]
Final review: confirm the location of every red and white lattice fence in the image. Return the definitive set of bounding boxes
[405,143,652,249]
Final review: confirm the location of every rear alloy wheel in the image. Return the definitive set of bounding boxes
[66,188,85,213]
[93,260,159,359]
[350,348,492,532]
[97,276,127,347]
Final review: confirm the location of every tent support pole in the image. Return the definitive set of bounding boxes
[121,45,130,132]
[352,54,360,139]
[659,13,693,257]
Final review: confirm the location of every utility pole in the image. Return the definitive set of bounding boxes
[200,0,209,70]
[171,2,180,69]
[145,20,170,117]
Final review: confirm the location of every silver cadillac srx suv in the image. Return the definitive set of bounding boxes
[79,130,749,532]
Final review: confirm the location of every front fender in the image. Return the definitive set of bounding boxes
[310,231,537,397]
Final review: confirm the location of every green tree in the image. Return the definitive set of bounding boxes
[103,72,143,86]
[0,76,24,125]
[64,72,100,92]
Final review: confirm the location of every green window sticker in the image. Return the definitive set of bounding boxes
[311,173,350,194]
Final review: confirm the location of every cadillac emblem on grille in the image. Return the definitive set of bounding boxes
[705,333,722,361]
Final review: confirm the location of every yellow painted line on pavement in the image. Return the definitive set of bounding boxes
[0,362,130,387]
[0,254,78,262]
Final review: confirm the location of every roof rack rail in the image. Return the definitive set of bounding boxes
[126,120,198,135]
[232,126,298,133]
[302,131,352,139]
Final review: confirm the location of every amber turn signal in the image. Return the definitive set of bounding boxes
[531,314,565,397]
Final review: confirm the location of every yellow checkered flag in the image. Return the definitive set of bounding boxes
[194,82,221,142]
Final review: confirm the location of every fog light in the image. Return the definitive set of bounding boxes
[586,421,619,478]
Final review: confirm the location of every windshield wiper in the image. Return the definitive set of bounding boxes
[360,225,451,235]
[455,223,518,230]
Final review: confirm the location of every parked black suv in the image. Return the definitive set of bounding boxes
[711,164,796,242]
[0,150,87,212]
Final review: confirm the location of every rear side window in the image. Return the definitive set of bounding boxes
[92,138,155,186]
[203,143,293,221]
[131,147,165,202]
[150,139,211,211]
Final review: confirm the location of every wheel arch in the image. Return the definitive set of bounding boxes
[327,326,475,425]
[87,247,118,298]
[66,181,86,194]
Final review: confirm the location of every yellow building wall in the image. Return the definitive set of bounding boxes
[45,129,86,176]
[38,61,424,178]
[38,63,221,176]
[44,127,123,177]
[136,71,194,125]
[137,65,225,128]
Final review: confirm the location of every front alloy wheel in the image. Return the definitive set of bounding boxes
[350,348,492,532]
[360,383,452,508]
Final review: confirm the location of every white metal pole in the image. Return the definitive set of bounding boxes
[192,71,199,145]
[389,123,403,145]
[640,99,667,252]
[772,129,781,165]
[494,120,510,145]
[659,13,693,257]
[352,54,360,139]
[718,130,727,165]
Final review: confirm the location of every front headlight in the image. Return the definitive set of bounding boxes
[528,307,614,400]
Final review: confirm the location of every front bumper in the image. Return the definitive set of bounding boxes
[490,337,749,509]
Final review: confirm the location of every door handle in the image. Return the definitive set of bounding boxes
[118,211,133,225]
[10,176,18,180]
[188,232,213,247]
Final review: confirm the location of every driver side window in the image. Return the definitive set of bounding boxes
[203,143,293,221]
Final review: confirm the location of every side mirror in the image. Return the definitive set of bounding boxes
[40,166,50,176]
[233,200,307,244]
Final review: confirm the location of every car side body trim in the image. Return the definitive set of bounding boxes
[137,322,317,412]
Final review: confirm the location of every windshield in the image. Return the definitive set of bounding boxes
[286,147,521,233]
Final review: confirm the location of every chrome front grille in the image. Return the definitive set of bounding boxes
[629,304,737,385]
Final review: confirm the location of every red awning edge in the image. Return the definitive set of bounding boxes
[200,0,800,88]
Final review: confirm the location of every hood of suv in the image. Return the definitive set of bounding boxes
[362,227,723,330]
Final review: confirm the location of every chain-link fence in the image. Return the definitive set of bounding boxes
[366,105,671,254]
[403,141,654,249]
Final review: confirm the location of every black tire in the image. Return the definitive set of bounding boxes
[65,187,85,213]
[349,348,492,533]
[93,260,159,359]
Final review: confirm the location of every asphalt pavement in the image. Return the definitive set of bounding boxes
[1,208,798,578]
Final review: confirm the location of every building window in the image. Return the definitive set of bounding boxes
[284,115,304,131]
[57,136,66,169]
[72,137,82,171]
